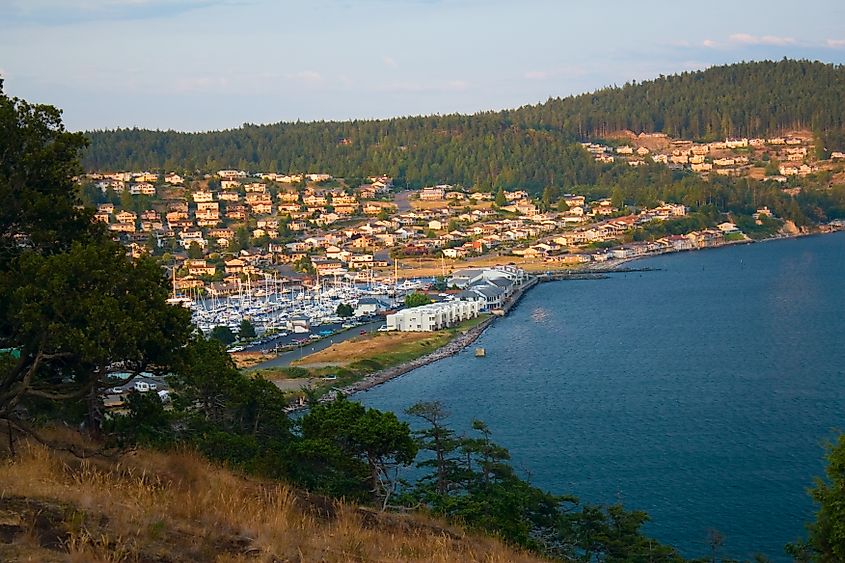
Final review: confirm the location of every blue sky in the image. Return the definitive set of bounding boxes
[2,0,844,131]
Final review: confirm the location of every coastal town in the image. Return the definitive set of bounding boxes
[78,129,845,404]
[6,28,845,561]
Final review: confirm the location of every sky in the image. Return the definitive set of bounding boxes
[1,0,844,132]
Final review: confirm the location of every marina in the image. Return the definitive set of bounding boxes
[167,269,431,343]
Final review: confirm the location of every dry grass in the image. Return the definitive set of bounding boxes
[294,332,443,367]
[230,351,274,369]
[0,435,545,562]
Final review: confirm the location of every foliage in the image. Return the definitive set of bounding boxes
[787,434,845,561]
[294,255,315,275]
[431,276,448,291]
[209,325,236,345]
[238,318,256,340]
[0,82,193,436]
[168,336,294,476]
[187,241,203,259]
[336,303,354,317]
[295,396,417,505]
[106,391,173,448]
[404,292,433,308]
[631,212,718,241]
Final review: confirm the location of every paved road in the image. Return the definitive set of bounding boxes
[248,319,384,370]
[394,190,413,212]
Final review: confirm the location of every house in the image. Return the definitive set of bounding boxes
[185,259,217,277]
[312,258,345,276]
[134,172,159,183]
[129,183,156,196]
[419,186,446,201]
[717,222,740,235]
[249,202,273,215]
[224,258,245,274]
[165,173,184,185]
[354,296,393,317]
[348,254,374,269]
[442,247,469,259]
[217,170,247,179]
[115,211,137,224]
[386,300,480,332]
[193,191,214,203]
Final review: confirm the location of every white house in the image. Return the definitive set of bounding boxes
[386,299,480,332]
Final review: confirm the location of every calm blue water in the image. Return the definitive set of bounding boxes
[359,233,845,560]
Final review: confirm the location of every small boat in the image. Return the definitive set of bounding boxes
[474,347,486,358]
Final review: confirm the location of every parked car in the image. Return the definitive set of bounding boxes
[133,381,150,392]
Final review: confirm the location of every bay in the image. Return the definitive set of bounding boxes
[358,232,845,560]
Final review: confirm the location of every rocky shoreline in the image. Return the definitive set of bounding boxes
[311,278,539,403]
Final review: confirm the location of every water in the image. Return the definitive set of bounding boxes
[358,233,845,560]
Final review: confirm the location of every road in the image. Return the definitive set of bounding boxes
[247,319,384,370]
[394,190,413,212]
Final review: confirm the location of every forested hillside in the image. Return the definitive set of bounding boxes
[83,59,845,191]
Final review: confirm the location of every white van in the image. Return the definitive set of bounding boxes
[133,381,150,392]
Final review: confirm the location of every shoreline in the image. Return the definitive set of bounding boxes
[291,229,842,407]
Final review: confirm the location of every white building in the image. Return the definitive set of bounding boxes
[386,300,480,332]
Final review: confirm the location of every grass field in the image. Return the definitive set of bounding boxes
[254,315,490,397]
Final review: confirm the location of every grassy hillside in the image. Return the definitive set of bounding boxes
[82,60,845,192]
[0,433,544,562]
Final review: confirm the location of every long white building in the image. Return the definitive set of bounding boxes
[386,299,480,332]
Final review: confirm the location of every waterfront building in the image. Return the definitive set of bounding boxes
[386,299,480,332]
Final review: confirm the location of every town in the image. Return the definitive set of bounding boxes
[79,130,845,357]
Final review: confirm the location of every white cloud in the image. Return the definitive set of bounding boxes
[728,33,796,46]
[382,56,398,68]
[285,70,323,84]
[702,39,719,48]
[826,38,845,49]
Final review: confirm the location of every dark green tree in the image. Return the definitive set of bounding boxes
[494,188,508,207]
[238,318,256,340]
[297,396,417,507]
[187,241,203,259]
[404,292,432,308]
[336,303,354,317]
[787,434,845,561]
[210,325,236,345]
